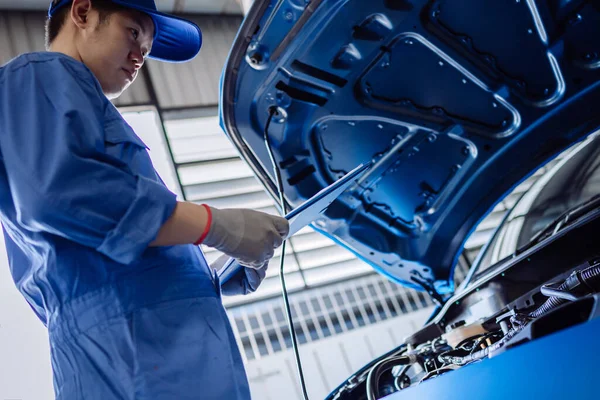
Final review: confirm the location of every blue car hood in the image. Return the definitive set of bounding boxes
[219,0,600,294]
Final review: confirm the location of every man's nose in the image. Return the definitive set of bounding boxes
[130,50,144,70]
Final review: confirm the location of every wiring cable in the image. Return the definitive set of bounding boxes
[263,107,310,400]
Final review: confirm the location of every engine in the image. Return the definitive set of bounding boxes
[328,258,600,400]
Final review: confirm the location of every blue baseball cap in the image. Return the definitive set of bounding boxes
[48,0,202,63]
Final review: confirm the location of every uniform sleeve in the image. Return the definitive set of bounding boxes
[0,58,177,264]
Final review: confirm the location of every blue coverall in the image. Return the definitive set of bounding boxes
[0,52,251,399]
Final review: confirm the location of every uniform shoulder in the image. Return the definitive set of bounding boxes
[1,52,105,104]
[1,52,99,89]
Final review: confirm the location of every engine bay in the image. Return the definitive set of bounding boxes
[326,210,600,400]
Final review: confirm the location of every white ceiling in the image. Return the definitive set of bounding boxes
[0,0,243,14]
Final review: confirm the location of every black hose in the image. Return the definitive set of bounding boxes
[393,365,411,392]
[366,356,415,400]
[264,108,310,400]
[530,292,568,318]
[540,285,580,301]
[580,265,600,283]
[531,264,600,318]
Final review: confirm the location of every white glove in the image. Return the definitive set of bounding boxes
[202,206,289,269]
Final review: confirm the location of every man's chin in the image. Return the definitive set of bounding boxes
[104,84,129,100]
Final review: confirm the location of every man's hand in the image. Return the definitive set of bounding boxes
[203,206,289,269]
[150,202,288,269]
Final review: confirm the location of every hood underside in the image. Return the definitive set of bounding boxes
[220,0,600,293]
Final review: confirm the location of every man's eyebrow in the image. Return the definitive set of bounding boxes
[131,13,152,38]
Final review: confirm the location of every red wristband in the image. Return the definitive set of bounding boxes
[194,204,212,246]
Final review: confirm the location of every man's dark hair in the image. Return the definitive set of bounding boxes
[45,1,129,49]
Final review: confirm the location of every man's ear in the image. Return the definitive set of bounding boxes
[70,0,93,30]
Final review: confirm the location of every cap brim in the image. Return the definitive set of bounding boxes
[112,1,202,63]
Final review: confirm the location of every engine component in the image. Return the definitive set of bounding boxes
[530,263,600,318]
[442,321,487,348]
[366,354,418,400]
[439,262,600,366]
[418,365,460,384]
[493,293,600,356]
[392,365,411,391]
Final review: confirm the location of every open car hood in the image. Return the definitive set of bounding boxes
[219,0,600,294]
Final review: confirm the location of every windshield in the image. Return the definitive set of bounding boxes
[472,136,600,279]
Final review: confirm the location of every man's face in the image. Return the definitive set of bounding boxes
[78,8,154,99]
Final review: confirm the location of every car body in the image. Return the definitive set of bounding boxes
[219,0,600,398]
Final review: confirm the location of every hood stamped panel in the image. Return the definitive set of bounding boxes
[220,0,600,292]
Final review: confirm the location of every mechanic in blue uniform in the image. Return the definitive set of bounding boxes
[0,0,289,398]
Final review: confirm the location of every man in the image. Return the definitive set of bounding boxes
[0,0,288,398]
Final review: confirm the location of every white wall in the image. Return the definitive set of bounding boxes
[0,231,55,400]
[240,0,253,14]
[245,308,432,400]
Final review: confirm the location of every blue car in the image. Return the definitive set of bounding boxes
[219,1,600,398]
